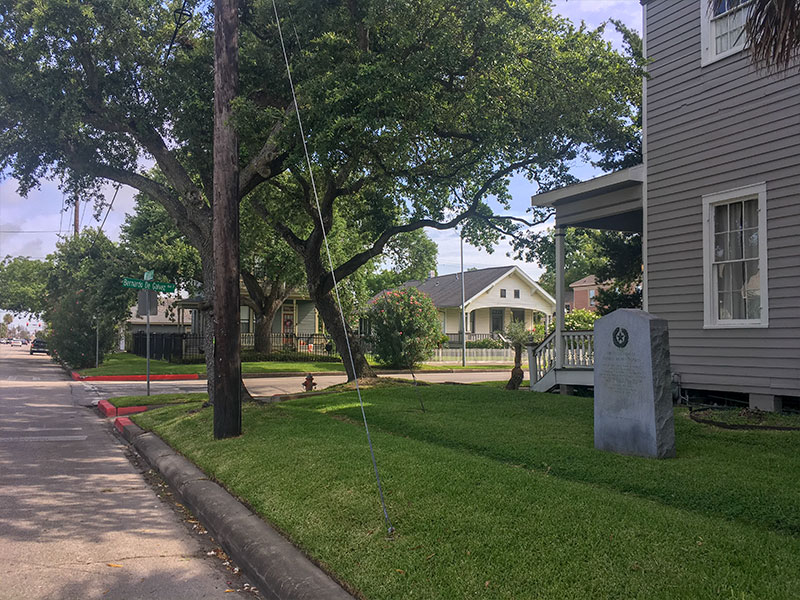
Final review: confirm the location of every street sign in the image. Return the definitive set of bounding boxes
[137,290,158,316]
[122,277,176,293]
[143,270,154,281]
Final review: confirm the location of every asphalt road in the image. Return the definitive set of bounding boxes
[0,344,258,599]
[79,368,513,402]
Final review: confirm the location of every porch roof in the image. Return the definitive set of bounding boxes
[531,164,644,233]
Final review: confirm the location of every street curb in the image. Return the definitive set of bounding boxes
[114,419,355,600]
[98,399,117,417]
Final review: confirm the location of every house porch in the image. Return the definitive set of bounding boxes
[529,165,644,392]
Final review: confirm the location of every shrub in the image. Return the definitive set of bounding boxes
[239,350,342,363]
[366,287,441,369]
[565,309,600,331]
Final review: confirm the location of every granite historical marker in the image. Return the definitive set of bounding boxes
[593,309,675,459]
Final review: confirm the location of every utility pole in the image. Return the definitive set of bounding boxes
[460,231,466,367]
[74,198,80,238]
[212,0,242,438]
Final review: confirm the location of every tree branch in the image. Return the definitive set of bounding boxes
[239,103,295,198]
[321,157,541,294]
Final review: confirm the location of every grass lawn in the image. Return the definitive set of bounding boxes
[131,384,800,599]
[77,353,346,376]
[108,392,207,408]
[78,352,516,377]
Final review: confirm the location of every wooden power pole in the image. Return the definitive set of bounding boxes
[212,0,242,438]
[74,198,80,238]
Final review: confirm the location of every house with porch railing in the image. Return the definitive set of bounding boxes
[396,265,556,347]
[528,0,800,412]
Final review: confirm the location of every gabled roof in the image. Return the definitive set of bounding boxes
[570,275,598,288]
[398,265,554,308]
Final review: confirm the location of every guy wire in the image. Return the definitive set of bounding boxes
[270,0,394,534]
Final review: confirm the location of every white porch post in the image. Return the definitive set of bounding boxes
[554,225,565,370]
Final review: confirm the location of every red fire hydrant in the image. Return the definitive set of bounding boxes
[302,373,317,392]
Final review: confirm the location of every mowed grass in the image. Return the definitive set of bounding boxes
[78,352,515,377]
[132,385,800,599]
[109,392,207,408]
[77,352,346,376]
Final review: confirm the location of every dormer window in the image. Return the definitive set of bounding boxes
[701,0,751,66]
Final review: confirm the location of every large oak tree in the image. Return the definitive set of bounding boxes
[1,0,643,383]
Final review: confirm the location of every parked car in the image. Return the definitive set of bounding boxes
[20,339,28,345]
[0,338,8,344]
[11,339,22,347]
[30,339,48,355]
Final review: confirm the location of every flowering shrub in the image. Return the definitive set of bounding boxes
[564,309,600,331]
[366,287,441,369]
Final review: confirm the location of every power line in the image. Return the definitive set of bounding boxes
[0,230,63,234]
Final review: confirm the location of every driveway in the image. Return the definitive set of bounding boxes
[0,345,257,599]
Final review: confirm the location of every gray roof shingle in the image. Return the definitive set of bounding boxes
[398,266,517,307]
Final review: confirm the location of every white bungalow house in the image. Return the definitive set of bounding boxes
[398,265,556,345]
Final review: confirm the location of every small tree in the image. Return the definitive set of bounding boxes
[505,320,534,390]
[367,288,440,370]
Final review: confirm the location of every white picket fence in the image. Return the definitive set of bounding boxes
[426,348,519,364]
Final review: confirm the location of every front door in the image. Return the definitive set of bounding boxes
[491,309,504,333]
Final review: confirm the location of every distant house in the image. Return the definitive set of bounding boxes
[569,275,601,312]
[394,265,556,344]
[178,290,322,348]
[125,298,192,335]
[529,0,800,411]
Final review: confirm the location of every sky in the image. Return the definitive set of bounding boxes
[0,0,643,326]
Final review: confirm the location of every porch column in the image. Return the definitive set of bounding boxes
[554,225,565,370]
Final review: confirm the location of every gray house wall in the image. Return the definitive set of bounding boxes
[645,0,800,398]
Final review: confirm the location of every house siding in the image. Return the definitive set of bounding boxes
[646,0,800,396]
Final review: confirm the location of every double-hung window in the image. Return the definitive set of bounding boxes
[703,182,767,328]
[701,0,751,65]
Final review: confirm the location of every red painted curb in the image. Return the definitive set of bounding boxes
[117,405,148,416]
[77,373,200,382]
[98,399,117,418]
[71,371,81,380]
[114,416,133,433]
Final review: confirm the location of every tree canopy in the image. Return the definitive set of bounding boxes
[0,0,645,380]
[0,256,50,316]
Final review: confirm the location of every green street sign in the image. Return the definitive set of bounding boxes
[122,277,176,293]
[143,270,154,281]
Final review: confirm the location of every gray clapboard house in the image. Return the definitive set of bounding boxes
[529,0,800,411]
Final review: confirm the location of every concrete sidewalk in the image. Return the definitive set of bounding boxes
[0,345,258,599]
[114,418,355,600]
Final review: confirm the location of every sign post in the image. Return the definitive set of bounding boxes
[123,275,176,396]
[146,289,150,396]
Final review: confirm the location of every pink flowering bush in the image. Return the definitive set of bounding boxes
[366,287,441,369]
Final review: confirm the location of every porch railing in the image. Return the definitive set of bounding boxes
[532,331,556,381]
[530,330,595,383]
[563,330,595,368]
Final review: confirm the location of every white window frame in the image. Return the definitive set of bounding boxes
[702,182,768,329]
[700,0,751,67]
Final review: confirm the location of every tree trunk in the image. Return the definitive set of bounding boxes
[505,343,524,390]
[312,288,374,381]
[212,0,241,439]
[253,312,273,354]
